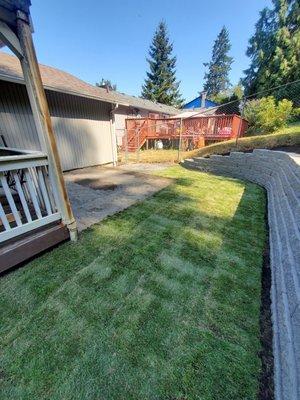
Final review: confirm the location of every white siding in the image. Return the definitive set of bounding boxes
[0,80,113,170]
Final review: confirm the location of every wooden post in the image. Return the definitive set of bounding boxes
[231,115,241,140]
[235,117,243,146]
[136,128,140,162]
[16,11,77,240]
[177,118,183,162]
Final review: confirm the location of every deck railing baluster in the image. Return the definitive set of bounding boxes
[0,202,11,230]
[0,172,22,226]
[24,169,42,219]
[0,152,62,243]
[37,167,52,215]
[13,172,32,223]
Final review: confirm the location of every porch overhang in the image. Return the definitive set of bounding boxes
[0,0,78,272]
[0,0,31,31]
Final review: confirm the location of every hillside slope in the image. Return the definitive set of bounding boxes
[194,123,300,158]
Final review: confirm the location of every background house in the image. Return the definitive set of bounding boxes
[0,52,178,171]
[183,92,218,109]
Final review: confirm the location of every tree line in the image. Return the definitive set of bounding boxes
[98,0,299,109]
[142,0,299,107]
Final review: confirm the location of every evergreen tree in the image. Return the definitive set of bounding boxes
[242,8,276,94]
[243,0,300,95]
[267,0,300,87]
[203,26,233,97]
[141,21,183,107]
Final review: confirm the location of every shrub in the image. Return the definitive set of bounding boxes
[291,107,300,122]
[243,96,293,134]
[242,99,261,129]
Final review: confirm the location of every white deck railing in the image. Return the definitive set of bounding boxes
[0,148,62,243]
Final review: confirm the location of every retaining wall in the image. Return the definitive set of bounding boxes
[183,149,300,400]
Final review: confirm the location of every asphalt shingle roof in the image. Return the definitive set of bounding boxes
[0,52,179,115]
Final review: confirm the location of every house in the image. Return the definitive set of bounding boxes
[0,52,178,170]
[183,91,218,109]
[0,0,179,272]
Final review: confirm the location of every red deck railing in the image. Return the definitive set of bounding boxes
[123,115,248,152]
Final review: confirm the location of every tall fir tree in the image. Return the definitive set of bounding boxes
[242,8,276,94]
[203,26,233,98]
[243,0,300,95]
[265,0,300,88]
[141,21,183,107]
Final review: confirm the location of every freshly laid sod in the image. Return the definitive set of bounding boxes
[0,166,266,400]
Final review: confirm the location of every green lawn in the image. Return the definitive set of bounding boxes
[0,166,266,400]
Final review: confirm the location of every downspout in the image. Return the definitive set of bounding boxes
[110,103,119,166]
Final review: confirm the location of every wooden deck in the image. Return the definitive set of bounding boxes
[0,222,69,274]
[0,0,77,273]
[0,147,69,273]
[123,115,248,152]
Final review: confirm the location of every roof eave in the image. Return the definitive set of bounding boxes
[0,72,132,108]
[0,72,178,114]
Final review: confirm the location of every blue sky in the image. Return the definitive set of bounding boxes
[25,0,271,101]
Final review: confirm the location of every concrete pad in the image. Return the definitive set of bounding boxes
[64,165,171,232]
[117,162,173,174]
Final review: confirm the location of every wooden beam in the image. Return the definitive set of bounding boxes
[0,21,23,57]
[16,11,77,240]
[0,5,16,27]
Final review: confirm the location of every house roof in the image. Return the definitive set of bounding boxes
[183,96,218,109]
[173,108,216,118]
[0,52,179,115]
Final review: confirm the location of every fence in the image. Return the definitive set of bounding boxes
[118,79,300,163]
[120,115,248,160]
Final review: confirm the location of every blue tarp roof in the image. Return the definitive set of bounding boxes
[183,97,218,109]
